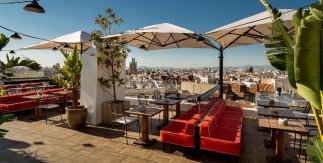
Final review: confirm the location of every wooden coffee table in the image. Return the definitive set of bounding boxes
[125,106,163,146]
[258,117,307,163]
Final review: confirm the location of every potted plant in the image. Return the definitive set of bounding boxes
[51,47,85,129]
[91,8,130,125]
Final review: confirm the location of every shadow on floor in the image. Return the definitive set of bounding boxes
[0,138,45,163]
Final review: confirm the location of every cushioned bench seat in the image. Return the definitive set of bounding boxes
[222,111,243,120]
[199,99,243,156]
[0,88,65,112]
[226,106,243,113]
[160,118,198,147]
[184,104,207,115]
[200,127,241,156]
[217,118,242,129]
[161,98,217,148]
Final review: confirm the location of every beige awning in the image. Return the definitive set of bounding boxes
[204,9,295,49]
[103,23,216,50]
[23,31,92,53]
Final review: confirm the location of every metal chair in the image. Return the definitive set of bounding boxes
[152,90,162,124]
[109,102,139,145]
[293,102,318,157]
[138,93,149,107]
[39,96,61,124]
[152,90,162,101]
[164,91,177,117]
[137,93,160,128]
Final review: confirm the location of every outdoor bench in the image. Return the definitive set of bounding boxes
[0,88,69,112]
[199,99,243,156]
[160,98,217,148]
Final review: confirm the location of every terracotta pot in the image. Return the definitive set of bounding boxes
[66,105,87,129]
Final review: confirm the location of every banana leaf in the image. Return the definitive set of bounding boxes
[260,0,296,89]
[294,9,322,110]
[307,136,323,163]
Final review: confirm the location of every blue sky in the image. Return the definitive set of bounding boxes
[0,0,314,68]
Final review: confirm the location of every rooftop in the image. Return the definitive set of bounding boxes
[0,107,307,163]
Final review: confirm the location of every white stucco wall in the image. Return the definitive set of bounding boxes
[80,46,126,125]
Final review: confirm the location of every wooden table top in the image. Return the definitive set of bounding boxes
[258,117,308,133]
[257,100,289,108]
[125,106,163,117]
[52,91,71,95]
[150,99,181,105]
[258,107,306,120]
[22,94,55,100]
[165,94,189,100]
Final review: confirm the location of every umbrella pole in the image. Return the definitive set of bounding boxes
[219,48,224,99]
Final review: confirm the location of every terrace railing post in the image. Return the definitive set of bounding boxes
[219,48,224,99]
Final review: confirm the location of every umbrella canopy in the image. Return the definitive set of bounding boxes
[23,31,92,53]
[103,23,216,50]
[204,9,295,49]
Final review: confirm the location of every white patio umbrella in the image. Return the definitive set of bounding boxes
[204,9,295,49]
[103,23,216,50]
[203,9,295,97]
[23,31,92,53]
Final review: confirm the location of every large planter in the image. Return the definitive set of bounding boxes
[66,105,88,129]
[102,100,130,126]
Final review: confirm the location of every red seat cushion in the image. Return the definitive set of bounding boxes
[184,104,206,115]
[226,106,243,113]
[6,101,35,112]
[200,127,241,156]
[175,113,194,123]
[217,118,242,129]
[222,111,243,120]
[160,121,195,147]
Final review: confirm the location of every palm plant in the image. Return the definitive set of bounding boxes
[0,34,9,52]
[0,54,42,77]
[51,47,82,109]
[260,0,296,89]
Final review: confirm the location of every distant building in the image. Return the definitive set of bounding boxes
[128,57,137,75]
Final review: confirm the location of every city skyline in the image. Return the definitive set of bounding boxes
[0,0,313,67]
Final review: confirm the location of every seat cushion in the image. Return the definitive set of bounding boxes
[226,106,243,113]
[200,127,241,156]
[217,118,242,129]
[222,111,243,120]
[184,104,206,115]
[115,116,138,124]
[175,113,194,123]
[160,121,195,147]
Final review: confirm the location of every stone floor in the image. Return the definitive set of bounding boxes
[0,109,309,163]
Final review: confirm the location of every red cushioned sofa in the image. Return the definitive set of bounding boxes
[160,98,217,148]
[0,88,67,112]
[199,99,243,156]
